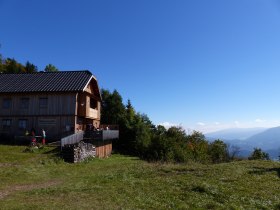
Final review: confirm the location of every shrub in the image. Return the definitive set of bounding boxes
[248,148,270,160]
[208,140,229,163]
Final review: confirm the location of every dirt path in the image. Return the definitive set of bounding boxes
[0,180,62,199]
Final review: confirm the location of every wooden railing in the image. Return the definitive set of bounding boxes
[61,129,119,150]
[84,130,119,140]
[61,131,84,148]
[102,130,119,140]
[88,108,98,119]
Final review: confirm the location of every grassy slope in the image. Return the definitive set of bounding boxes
[0,145,279,210]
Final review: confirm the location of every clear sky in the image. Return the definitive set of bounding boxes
[1,0,280,133]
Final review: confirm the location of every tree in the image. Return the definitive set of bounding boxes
[0,43,2,66]
[44,64,59,72]
[25,61,38,73]
[101,89,126,125]
[0,53,4,73]
[186,131,209,162]
[133,113,153,157]
[208,140,228,163]
[0,46,2,64]
[125,99,136,125]
[0,63,4,73]
[4,58,25,73]
[248,148,270,160]
[155,125,166,135]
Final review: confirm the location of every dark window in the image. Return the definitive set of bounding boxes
[90,98,98,109]
[2,98,11,109]
[2,119,12,130]
[20,98,29,109]
[77,117,83,125]
[39,98,48,108]
[18,119,28,129]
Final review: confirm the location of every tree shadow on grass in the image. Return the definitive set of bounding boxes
[249,167,280,178]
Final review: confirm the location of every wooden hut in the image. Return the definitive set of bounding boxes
[0,70,118,158]
[0,70,101,138]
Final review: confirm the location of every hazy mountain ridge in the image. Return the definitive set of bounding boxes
[245,127,280,150]
[205,127,280,159]
[206,127,268,141]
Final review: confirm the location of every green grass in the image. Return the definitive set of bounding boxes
[0,145,280,210]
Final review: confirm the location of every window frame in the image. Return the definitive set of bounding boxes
[39,97,48,108]
[18,119,28,130]
[2,98,12,109]
[2,119,12,130]
[20,98,29,109]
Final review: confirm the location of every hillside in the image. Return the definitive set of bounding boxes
[206,127,280,159]
[246,126,280,150]
[0,145,280,209]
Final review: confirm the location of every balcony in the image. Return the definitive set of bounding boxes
[88,108,98,119]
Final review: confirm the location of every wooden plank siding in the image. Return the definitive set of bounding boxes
[95,140,113,158]
[0,92,100,139]
[0,93,77,138]
[0,71,102,143]
[0,93,77,116]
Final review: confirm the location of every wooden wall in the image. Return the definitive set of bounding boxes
[0,116,75,138]
[0,93,77,139]
[94,140,112,158]
[0,93,77,116]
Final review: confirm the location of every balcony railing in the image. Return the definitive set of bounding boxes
[61,129,119,150]
[61,131,84,148]
[88,108,98,119]
[84,130,119,141]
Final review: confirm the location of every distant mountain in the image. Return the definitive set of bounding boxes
[245,126,280,150]
[205,127,267,141]
[205,127,280,159]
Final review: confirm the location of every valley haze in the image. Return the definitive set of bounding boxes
[205,126,280,159]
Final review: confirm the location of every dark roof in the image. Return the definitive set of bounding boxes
[0,70,95,93]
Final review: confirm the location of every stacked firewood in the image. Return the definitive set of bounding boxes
[62,141,96,163]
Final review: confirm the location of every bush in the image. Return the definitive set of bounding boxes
[248,148,270,160]
[208,140,229,163]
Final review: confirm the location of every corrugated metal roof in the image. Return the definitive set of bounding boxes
[0,70,94,93]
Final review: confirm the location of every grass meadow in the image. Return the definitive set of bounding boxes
[0,145,279,210]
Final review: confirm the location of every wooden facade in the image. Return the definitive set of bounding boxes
[95,140,112,158]
[0,72,101,141]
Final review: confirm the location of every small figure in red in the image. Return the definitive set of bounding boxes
[31,128,36,144]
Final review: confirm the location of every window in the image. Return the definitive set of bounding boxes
[77,117,83,125]
[20,98,29,109]
[2,119,12,130]
[39,98,48,108]
[2,98,11,109]
[90,98,98,109]
[18,119,28,129]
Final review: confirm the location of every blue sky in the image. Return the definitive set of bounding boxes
[1,0,280,133]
